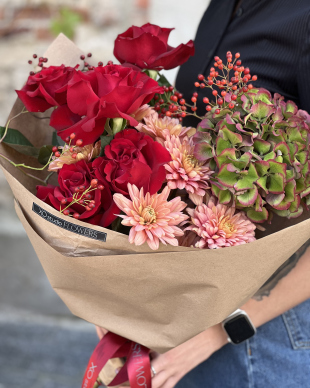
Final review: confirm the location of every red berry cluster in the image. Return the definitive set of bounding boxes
[80,53,96,70]
[195,52,257,113]
[52,133,85,160]
[27,54,48,75]
[152,52,258,120]
[153,86,186,121]
[60,178,104,219]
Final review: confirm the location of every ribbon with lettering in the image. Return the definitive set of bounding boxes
[81,332,152,388]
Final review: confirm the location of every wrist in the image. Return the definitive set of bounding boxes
[190,324,228,366]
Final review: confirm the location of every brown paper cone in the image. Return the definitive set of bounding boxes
[1,34,310,353]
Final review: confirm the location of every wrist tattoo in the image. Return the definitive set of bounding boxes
[253,239,310,300]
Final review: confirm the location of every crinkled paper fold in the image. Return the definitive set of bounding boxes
[1,34,310,353]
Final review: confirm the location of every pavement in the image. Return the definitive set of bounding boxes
[0,168,99,388]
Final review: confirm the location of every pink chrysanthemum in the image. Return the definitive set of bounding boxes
[136,111,195,145]
[164,135,213,205]
[48,141,100,172]
[185,198,256,249]
[113,184,188,250]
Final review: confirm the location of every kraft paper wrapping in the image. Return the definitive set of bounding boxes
[1,34,310,353]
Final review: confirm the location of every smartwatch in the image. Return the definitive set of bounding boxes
[222,309,256,345]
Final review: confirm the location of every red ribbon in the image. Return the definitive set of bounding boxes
[81,332,152,388]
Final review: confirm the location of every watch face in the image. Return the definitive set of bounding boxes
[223,314,255,344]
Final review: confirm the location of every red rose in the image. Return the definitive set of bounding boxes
[113,23,195,70]
[16,65,77,112]
[50,64,164,145]
[36,160,119,227]
[92,129,171,196]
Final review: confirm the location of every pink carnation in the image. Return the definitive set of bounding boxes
[164,135,213,205]
[113,184,188,250]
[185,198,256,249]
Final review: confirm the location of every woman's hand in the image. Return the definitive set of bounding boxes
[149,324,227,388]
[117,323,227,388]
[95,325,108,339]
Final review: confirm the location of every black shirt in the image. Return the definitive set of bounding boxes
[176,0,310,295]
[176,0,310,127]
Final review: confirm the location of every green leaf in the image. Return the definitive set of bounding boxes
[157,73,171,87]
[0,126,40,157]
[247,207,269,223]
[52,131,65,147]
[99,135,114,157]
[38,145,53,165]
[0,126,33,146]
[6,144,40,158]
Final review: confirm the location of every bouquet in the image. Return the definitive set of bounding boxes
[1,24,310,388]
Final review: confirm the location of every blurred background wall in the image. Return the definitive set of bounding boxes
[0,1,210,387]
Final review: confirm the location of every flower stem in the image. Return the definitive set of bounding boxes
[0,107,28,144]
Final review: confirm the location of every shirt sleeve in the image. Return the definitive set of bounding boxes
[297,11,310,112]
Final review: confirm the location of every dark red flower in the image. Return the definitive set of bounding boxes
[93,129,171,196]
[36,160,119,227]
[113,23,195,70]
[50,64,164,145]
[16,65,77,112]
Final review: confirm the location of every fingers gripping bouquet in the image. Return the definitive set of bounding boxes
[1,24,310,388]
